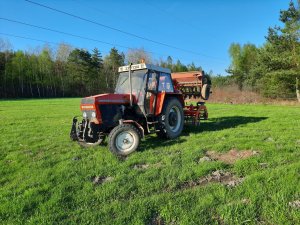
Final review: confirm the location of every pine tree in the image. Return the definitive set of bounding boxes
[259,1,300,98]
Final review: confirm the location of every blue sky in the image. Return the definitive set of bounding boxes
[0,0,291,74]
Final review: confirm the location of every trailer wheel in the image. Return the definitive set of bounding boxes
[157,97,184,139]
[108,124,140,156]
[200,84,211,100]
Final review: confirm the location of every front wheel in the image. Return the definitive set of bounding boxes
[108,124,140,156]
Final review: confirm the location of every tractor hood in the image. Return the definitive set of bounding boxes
[81,93,137,105]
[80,93,138,126]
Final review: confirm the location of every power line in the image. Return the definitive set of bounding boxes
[0,32,214,70]
[0,18,215,68]
[24,0,223,60]
[0,17,129,51]
[0,17,167,58]
[0,31,187,67]
[0,32,111,55]
[0,33,225,74]
[71,0,157,35]
[0,32,61,46]
[1,17,223,67]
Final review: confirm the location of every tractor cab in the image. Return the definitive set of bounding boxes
[116,63,176,116]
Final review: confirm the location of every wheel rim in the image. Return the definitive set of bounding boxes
[116,131,136,153]
[168,106,181,132]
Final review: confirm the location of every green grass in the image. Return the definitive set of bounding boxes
[0,99,299,224]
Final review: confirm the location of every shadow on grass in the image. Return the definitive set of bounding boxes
[140,116,268,151]
[139,135,186,151]
[184,116,268,134]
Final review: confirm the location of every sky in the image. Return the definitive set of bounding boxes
[0,0,292,75]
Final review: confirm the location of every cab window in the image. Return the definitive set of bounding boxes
[158,73,174,92]
[147,72,158,91]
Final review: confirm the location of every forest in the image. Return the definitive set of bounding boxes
[0,42,203,98]
[0,1,299,99]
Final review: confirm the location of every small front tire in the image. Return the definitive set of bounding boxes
[108,124,140,156]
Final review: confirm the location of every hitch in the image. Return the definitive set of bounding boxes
[70,117,78,141]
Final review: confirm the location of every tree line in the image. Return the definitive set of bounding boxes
[226,1,300,99]
[0,43,127,98]
[0,42,203,98]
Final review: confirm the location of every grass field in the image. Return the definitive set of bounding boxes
[0,99,299,224]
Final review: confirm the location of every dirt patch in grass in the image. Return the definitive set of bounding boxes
[206,149,259,164]
[133,163,150,170]
[228,198,251,206]
[23,149,34,156]
[259,163,268,168]
[198,156,212,163]
[289,200,300,209]
[149,214,165,225]
[72,156,81,161]
[149,213,177,225]
[133,162,162,170]
[5,159,14,164]
[181,170,244,189]
[92,176,114,185]
[265,137,275,142]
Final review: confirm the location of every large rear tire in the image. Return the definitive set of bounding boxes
[157,97,184,139]
[108,124,140,156]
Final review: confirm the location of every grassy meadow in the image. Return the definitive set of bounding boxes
[0,99,299,224]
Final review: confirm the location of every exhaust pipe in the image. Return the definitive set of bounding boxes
[129,63,133,107]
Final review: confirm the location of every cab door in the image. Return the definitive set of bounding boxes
[154,72,175,115]
[144,71,158,115]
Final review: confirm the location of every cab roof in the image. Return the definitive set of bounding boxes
[118,63,171,74]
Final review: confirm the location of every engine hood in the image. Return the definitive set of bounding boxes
[81,93,137,105]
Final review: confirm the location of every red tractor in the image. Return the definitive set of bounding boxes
[70,63,211,156]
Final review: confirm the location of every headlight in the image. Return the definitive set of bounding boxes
[83,112,87,118]
[91,112,96,118]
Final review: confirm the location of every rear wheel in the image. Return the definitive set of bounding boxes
[108,124,140,156]
[157,97,184,139]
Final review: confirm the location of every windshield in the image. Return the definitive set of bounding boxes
[115,69,147,95]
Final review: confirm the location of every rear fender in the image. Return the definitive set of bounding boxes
[155,92,166,116]
[155,93,184,115]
